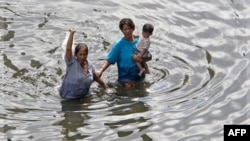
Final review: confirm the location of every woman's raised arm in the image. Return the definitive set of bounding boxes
[65,28,76,61]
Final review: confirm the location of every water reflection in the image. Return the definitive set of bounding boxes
[55,93,151,140]
[57,98,91,140]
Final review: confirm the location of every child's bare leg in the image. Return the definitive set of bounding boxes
[142,61,150,74]
[136,61,145,76]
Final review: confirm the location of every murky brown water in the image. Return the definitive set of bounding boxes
[1,0,250,140]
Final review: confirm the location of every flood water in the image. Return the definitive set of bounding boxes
[1,0,250,141]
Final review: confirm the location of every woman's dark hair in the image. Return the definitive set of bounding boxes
[75,43,88,56]
[119,18,135,31]
[143,23,154,34]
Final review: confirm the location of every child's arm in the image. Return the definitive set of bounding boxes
[133,48,147,63]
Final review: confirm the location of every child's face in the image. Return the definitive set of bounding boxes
[142,32,151,38]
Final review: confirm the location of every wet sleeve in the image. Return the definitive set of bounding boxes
[91,64,95,74]
[106,41,120,64]
[64,56,75,66]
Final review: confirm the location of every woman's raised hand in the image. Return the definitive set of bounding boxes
[69,28,76,33]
